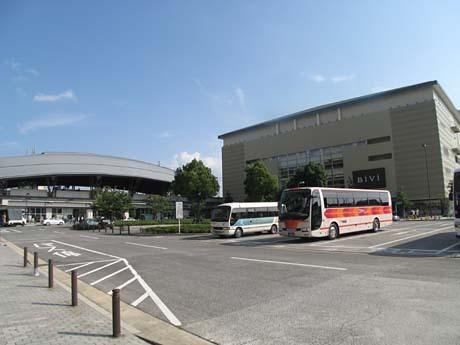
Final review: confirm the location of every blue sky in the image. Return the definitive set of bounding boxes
[1,0,460,192]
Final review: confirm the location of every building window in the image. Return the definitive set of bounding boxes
[368,153,392,161]
[367,136,391,145]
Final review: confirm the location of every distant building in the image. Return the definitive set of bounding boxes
[0,152,173,221]
[219,81,459,214]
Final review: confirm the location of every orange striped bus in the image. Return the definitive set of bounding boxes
[279,187,392,240]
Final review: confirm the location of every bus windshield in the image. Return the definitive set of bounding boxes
[454,172,460,218]
[211,206,231,222]
[279,189,311,220]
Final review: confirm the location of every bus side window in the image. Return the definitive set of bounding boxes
[380,192,389,206]
[311,191,322,230]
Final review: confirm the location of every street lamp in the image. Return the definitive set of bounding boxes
[422,144,432,217]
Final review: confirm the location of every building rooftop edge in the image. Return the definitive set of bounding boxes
[218,80,440,139]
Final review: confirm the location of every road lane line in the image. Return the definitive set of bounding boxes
[125,242,167,250]
[368,226,452,249]
[57,259,117,267]
[65,261,95,272]
[108,276,137,295]
[80,235,99,239]
[51,240,120,259]
[131,292,149,307]
[121,258,181,326]
[50,240,181,326]
[78,260,121,278]
[90,266,129,286]
[436,241,460,255]
[230,257,347,271]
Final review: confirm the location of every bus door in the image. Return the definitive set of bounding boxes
[310,190,322,231]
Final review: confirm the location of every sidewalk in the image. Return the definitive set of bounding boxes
[0,243,147,345]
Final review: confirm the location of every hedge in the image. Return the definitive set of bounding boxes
[143,223,211,234]
[113,219,211,227]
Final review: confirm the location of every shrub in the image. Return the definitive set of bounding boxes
[113,219,210,227]
[143,223,211,234]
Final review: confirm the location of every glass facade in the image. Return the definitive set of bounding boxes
[248,140,367,189]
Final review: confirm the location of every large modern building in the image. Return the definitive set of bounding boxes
[0,152,174,222]
[219,81,460,214]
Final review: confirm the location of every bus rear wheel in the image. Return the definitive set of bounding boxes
[372,218,380,232]
[234,228,243,238]
[328,223,339,240]
[269,224,278,234]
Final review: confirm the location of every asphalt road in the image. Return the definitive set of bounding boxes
[1,221,460,345]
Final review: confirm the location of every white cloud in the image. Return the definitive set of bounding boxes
[309,73,355,83]
[331,74,355,83]
[34,90,77,102]
[0,141,20,150]
[26,69,39,76]
[310,74,326,82]
[170,151,222,195]
[18,113,87,134]
[234,87,245,107]
[4,58,21,71]
[158,130,172,138]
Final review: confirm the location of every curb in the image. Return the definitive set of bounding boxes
[2,237,216,345]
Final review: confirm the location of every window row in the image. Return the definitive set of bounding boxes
[323,190,390,208]
[231,210,279,219]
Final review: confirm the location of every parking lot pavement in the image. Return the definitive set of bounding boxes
[2,222,460,345]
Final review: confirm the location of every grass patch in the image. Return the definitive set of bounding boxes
[143,223,211,234]
[114,219,211,227]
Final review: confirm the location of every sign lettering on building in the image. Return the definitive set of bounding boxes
[352,168,386,188]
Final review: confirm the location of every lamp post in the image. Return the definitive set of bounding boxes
[422,144,432,217]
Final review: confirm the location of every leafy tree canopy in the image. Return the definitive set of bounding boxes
[93,190,133,220]
[171,159,219,220]
[145,194,172,219]
[286,162,328,188]
[244,161,279,201]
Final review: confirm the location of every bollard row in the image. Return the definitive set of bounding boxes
[26,248,121,337]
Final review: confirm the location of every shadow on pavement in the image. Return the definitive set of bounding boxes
[32,302,69,307]
[58,331,112,338]
[370,232,460,258]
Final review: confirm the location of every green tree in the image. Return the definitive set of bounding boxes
[145,194,172,220]
[244,161,279,201]
[287,162,328,188]
[171,159,219,221]
[395,191,412,218]
[93,190,133,220]
[224,191,234,203]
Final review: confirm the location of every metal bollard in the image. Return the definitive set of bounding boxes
[48,259,54,288]
[71,270,78,306]
[112,289,121,337]
[23,247,28,267]
[33,252,39,276]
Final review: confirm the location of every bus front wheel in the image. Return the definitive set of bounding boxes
[234,228,243,238]
[372,218,380,232]
[328,223,339,240]
[269,224,278,234]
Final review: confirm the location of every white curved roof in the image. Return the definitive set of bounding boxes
[0,152,174,192]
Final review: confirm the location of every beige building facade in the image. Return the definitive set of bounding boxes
[219,81,460,212]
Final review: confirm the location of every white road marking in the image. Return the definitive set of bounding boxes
[90,266,129,286]
[80,235,99,240]
[49,239,181,326]
[395,231,411,235]
[65,261,96,272]
[51,240,120,259]
[108,276,137,295]
[57,259,116,267]
[54,231,64,234]
[10,229,22,233]
[368,225,452,249]
[436,241,460,255]
[77,260,122,278]
[131,292,149,307]
[125,242,167,250]
[230,257,347,271]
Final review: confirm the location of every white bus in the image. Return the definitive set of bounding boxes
[279,187,392,240]
[453,169,460,238]
[211,202,279,238]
